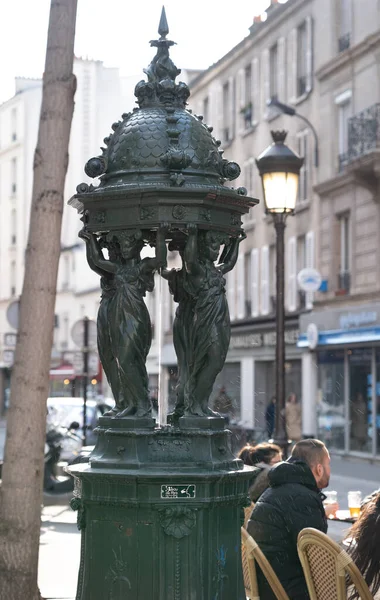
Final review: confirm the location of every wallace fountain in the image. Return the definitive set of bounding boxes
[68,8,258,599]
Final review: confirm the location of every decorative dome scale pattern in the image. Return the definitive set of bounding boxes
[77,7,242,195]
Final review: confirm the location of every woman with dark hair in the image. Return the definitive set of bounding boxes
[345,492,380,599]
[238,442,282,502]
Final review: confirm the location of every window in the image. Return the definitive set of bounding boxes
[269,43,278,99]
[297,130,309,203]
[242,64,253,128]
[338,0,351,52]
[222,81,233,143]
[11,157,17,194]
[237,253,245,319]
[297,235,307,309]
[10,260,16,297]
[244,252,251,317]
[336,90,352,167]
[260,246,269,315]
[338,213,350,291]
[11,208,16,245]
[297,22,307,97]
[62,255,70,290]
[203,96,209,124]
[288,17,313,102]
[11,108,17,142]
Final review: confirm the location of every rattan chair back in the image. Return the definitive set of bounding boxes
[241,527,290,600]
[297,527,374,600]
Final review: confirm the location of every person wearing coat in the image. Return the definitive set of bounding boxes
[247,439,330,600]
[285,392,302,442]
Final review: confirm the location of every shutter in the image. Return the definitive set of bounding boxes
[260,246,269,315]
[277,37,286,101]
[305,16,313,93]
[229,75,235,140]
[238,68,245,133]
[305,230,315,309]
[227,270,236,321]
[237,252,245,319]
[215,83,223,141]
[238,68,245,109]
[287,237,297,311]
[252,57,260,123]
[262,49,270,116]
[251,248,259,317]
[287,28,297,103]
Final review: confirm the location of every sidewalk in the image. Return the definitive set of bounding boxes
[39,501,80,600]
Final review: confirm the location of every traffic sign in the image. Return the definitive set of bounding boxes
[297,268,322,292]
[73,351,99,376]
[6,300,20,330]
[4,333,17,348]
[3,350,14,367]
[71,319,97,349]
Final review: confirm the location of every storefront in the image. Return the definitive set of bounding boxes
[298,303,380,457]
[222,317,302,432]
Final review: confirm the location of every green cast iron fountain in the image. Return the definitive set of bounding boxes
[68,8,259,599]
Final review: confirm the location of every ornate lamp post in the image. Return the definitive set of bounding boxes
[67,8,258,599]
[256,131,303,456]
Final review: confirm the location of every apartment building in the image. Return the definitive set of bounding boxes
[179,0,380,458]
[298,0,380,459]
[179,0,320,433]
[0,58,136,410]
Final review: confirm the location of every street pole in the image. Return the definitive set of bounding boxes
[82,316,89,446]
[273,214,288,457]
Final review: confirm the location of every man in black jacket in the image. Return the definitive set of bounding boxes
[247,439,330,600]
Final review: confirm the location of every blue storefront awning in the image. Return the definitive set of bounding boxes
[297,326,380,348]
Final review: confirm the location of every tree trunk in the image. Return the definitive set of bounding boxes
[0,1,77,598]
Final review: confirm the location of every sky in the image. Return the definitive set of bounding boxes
[0,0,271,104]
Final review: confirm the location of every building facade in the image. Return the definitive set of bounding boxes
[298,0,380,458]
[182,0,320,434]
[0,59,136,410]
[168,0,380,456]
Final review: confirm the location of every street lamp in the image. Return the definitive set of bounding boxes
[256,130,303,456]
[267,97,319,167]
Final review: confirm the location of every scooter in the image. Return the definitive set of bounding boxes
[43,421,81,493]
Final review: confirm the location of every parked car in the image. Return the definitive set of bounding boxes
[46,397,113,460]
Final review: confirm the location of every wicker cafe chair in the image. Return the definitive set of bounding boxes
[297,528,374,600]
[241,527,290,600]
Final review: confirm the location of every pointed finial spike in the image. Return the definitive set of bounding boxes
[158,6,169,39]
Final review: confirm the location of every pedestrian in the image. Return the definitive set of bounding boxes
[344,492,380,599]
[247,438,330,600]
[285,392,302,443]
[246,442,282,502]
[265,396,276,439]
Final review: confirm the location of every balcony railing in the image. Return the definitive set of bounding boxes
[340,103,380,168]
[338,33,350,53]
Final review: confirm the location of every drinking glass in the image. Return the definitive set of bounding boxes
[348,491,362,519]
[323,491,339,518]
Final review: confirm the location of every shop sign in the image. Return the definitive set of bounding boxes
[230,329,299,349]
[339,311,377,330]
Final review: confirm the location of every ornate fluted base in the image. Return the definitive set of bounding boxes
[67,417,255,600]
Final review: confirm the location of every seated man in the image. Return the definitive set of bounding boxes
[247,439,330,600]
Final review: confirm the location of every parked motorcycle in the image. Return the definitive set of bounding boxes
[43,421,81,493]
